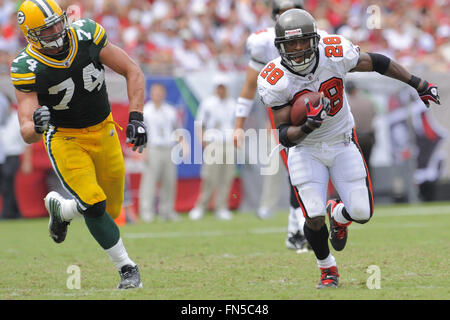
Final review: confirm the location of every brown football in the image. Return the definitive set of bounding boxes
[290,92,322,126]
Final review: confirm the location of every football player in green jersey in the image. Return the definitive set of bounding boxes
[11,0,147,289]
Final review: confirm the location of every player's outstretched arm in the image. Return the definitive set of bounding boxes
[99,42,145,114]
[15,89,45,144]
[352,52,440,107]
[99,42,147,152]
[233,67,259,148]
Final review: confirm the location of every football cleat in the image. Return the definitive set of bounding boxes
[256,207,274,220]
[285,230,311,253]
[44,191,70,244]
[117,265,143,289]
[188,207,204,221]
[215,209,233,221]
[317,266,339,289]
[327,199,351,251]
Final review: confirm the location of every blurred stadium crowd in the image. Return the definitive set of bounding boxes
[0,0,449,75]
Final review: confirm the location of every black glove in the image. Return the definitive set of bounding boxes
[33,106,50,134]
[304,96,331,130]
[126,111,147,153]
[418,81,440,108]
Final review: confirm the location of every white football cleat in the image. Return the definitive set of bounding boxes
[44,191,70,244]
[189,207,204,221]
[215,209,233,221]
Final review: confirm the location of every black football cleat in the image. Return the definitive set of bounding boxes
[317,266,339,289]
[45,191,70,244]
[327,199,351,251]
[285,230,312,253]
[118,265,143,289]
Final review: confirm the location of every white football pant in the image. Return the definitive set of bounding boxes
[288,132,373,221]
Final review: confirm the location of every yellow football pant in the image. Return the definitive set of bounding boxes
[44,113,125,219]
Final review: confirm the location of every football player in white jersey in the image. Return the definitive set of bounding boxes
[233,0,327,252]
[257,9,440,289]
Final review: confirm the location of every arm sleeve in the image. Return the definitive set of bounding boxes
[10,63,37,93]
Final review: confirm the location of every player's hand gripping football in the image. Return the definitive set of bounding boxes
[305,92,331,130]
[126,111,147,153]
[33,106,50,134]
[418,81,440,108]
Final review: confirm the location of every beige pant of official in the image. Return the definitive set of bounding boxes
[195,142,235,211]
[259,129,285,210]
[139,146,176,219]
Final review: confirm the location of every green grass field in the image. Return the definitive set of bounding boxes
[0,202,449,300]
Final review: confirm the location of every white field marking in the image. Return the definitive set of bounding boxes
[350,222,438,230]
[123,206,449,240]
[373,205,450,217]
[123,227,287,239]
[123,221,443,240]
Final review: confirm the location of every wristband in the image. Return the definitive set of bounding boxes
[278,123,296,148]
[408,75,422,90]
[129,111,144,122]
[235,97,254,118]
[301,123,314,134]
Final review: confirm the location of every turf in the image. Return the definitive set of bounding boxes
[0,202,449,300]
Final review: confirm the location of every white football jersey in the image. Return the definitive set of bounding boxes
[246,27,279,72]
[246,27,329,72]
[257,34,360,144]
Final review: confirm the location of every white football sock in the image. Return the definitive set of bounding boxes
[60,198,83,222]
[287,206,299,234]
[331,202,350,225]
[317,253,337,269]
[105,238,136,271]
[295,207,306,235]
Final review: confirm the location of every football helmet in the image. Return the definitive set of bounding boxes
[271,0,304,20]
[274,9,320,73]
[17,0,69,53]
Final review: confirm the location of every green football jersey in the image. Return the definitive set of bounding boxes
[10,19,111,128]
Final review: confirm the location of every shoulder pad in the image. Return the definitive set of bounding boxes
[71,19,107,47]
[257,59,290,108]
[10,50,37,91]
[319,34,360,72]
[247,28,275,65]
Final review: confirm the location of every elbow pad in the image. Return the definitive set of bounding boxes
[278,123,297,148]
[368,52,390,75]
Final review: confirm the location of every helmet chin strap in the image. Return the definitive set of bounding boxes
[292,54,316,74]
[290,53,316,74]
[42,36,65,49]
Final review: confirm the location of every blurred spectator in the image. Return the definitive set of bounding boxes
[0,0,449,74]
[346,80,377,176]
[0,91,8,187]
[0,93,26,219]
[139,83,183,222]
[189,75,236,221]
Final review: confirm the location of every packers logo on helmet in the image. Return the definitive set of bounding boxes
[17,11,25,25]
[17,0,70,52]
